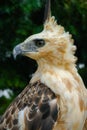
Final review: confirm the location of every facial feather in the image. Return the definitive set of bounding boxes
[13,16,77,69]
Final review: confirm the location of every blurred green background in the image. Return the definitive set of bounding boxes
[0,0,87,115]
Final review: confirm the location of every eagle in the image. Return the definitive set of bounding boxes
[0,0,87,130]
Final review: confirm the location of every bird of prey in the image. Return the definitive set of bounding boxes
[0,0,87,130]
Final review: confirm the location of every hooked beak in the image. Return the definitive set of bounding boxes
[13,41,38,59]
[13,44,24,59]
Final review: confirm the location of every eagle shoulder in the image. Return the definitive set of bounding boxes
[0,81,58,130]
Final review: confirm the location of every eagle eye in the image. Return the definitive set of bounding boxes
[34,39,45,48]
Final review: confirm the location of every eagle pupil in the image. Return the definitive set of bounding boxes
[35,39,45,47]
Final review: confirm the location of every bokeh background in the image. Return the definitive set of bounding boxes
[0,0,87,115]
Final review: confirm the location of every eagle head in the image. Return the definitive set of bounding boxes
[13,1,77,68]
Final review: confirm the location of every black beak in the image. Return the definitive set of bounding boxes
[13,44,23,59]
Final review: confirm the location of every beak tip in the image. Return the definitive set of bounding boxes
[13,44,22,59]
[13,48,17,59]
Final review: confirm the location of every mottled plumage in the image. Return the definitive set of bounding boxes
[0,0,87,130]
[0,81,58,130]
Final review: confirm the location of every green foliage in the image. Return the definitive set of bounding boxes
[0,95,15,115]
[0,0,87,115]
[78,67,87,87]
[0,65,26,90]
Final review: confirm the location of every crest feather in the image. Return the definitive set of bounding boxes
[44,0,51,22]
[44,16,64,35]
[44,0,64,34]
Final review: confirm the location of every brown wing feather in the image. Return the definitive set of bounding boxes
[0,81,58,130]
